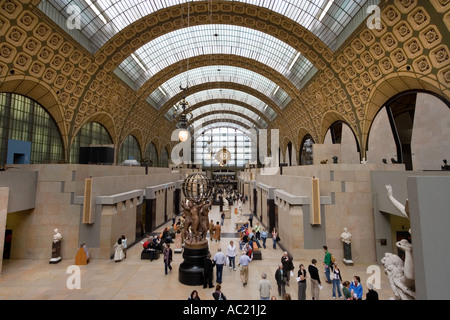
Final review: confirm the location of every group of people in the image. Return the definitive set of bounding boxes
[187,243,380,301]
[291,246,379,300]
[237,222,281,251]
[113,198,380,301]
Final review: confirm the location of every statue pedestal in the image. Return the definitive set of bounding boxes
[49,241,62,264]
[178,242,209,286]
[223,208,231,219]
[343,243,353,266]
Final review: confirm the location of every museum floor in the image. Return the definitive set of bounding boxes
[0,202,394,300]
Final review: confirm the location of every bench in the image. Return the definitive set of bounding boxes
[252,242,262,260]
[141,249,160,261]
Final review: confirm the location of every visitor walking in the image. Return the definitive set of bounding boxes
[323,246,332,283]
[209,220,215,240]
[163,243,173,275]
[214,247,227,284]
[213,221,221,242]
[257,273,272,300]
[272,228,278,249]
[275,264,287,298]
[281,251,294,286]
[308,259,321,300]
[238,250,252,286]
[261,228,268,249]
[227,240,237,270]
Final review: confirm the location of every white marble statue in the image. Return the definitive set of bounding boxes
[340,227,352,244]
[237,203,245,223]
[383,185,415,300]
[381,252,416,300]
[53,228,62,242]
[340,227,353,265]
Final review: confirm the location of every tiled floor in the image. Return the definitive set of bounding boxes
[0,202,394,300]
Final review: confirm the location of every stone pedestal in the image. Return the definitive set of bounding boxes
[343,242,353,265]
[49,241,62,264]
[224,208,231,219]
[178,243,209,286]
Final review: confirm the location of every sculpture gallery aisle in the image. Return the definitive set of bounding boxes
[0,201,394,300]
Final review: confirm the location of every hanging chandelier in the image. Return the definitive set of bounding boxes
[176,90,192,142]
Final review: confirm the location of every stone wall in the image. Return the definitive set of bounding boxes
[255,163,406,264]
[3,164,180,260]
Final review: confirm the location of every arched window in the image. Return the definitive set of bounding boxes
[70,122,113,163]
[299,135,314,165]
[145,142,158,167]
[194,127,253,168]
[0,93,64,165]
[160,147,169,167]
[118,135,141,164]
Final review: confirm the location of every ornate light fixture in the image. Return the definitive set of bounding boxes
[174,1,192,142]
[215,147,232,166]
[176,91,192,142]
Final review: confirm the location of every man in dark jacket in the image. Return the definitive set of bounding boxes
[308,259,321,300]
[203,253,215,288]
[275,264,287,298]
[281,251,294,286]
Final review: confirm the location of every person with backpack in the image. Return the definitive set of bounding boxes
[323,246,333,284]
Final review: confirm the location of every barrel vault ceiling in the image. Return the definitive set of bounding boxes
[0,0,449,160]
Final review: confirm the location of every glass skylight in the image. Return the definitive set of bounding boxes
[191,114,256,131]
[188,103,268,129]
[165,88,277,122]
[148,65,291,111]
[43,0,369,53]
[118,24,301,88]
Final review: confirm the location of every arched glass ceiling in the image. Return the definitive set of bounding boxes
[118,24,312,92]
[191,114,256,131]
[44,0,371,53]
[149,65,291,111]
[164,88,277,122]
[189,104,268,128]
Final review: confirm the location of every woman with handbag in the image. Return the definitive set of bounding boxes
[272,228,279,249]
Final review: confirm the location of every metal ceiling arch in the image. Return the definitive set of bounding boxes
[191,113,257,129]
[156,82,285,128]
[116,23,316,95]
[172,98,272,127]
[80,1,338,77]
[146,64,292,113]
[47,0,366,58]
[136,54,302,103]
[187,110,265,129]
